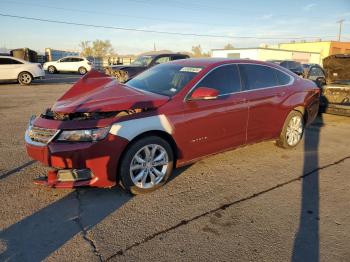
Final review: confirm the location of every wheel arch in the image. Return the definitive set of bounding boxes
[17,70,33,79]
[116,130,179,182]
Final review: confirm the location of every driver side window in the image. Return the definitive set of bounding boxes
[195,64,242,95]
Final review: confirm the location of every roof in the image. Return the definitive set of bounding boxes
[170,57,266,67]
[279,40,350,45]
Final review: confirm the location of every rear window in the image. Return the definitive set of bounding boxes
[239,64,278,90]
[275,70,292,85]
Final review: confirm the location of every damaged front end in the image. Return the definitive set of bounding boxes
[41,107,147,121]
[25,69,169,188]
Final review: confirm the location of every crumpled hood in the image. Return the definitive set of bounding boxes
[323,54,350,83]
[52,70,169,113]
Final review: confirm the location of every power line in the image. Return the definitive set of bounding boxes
[0,0,341,27]
[0,13,336,40]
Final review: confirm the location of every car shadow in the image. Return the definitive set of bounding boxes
[0,160,36,181]
[0,165,190,262]
[0,188,131,262]
[292,113,324,262]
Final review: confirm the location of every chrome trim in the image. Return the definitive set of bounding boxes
[184,62,295,101]
[25,117,60,147]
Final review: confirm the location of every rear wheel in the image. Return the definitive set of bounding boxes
[48,66,56,74]
[119,136,174,195]
[78,67,87,75]
[18,72,33,85]
[277,110,304,148]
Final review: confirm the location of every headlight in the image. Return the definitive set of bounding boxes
[56,127,110,142]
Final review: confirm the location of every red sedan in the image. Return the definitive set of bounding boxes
[25,58,320,194]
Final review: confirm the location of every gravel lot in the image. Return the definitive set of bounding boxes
[0,74,349,262]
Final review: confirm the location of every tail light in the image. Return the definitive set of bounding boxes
[37,64,42,69]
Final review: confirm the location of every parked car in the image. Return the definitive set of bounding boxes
[105,53,190,82]
[315,54,350,116]
[25,58,319,194]
[43,56,92,75]
[0,56,45,85]
[304,64,326,85]
[279,60,305,77]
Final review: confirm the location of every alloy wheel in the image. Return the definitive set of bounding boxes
[129,144,169,189]
[19,73,32,85]
[286,116,303,146]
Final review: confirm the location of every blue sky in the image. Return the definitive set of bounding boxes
[0,0,349,55]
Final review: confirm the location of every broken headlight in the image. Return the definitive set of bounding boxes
[56,127,110,142]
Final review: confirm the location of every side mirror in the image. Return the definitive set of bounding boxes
[315,77,326,88]
[190,87,219,100]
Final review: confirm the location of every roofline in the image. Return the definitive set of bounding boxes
[211,47,320,54]
[279,40,350,44]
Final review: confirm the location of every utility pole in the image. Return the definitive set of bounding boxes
[337,19,345,42]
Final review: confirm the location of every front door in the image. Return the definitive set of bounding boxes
[180,64,248,161]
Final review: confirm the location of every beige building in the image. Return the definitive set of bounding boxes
[211,47,321,64]
[279,41,350,61]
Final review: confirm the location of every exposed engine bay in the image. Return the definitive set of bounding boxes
[41,108,146,121]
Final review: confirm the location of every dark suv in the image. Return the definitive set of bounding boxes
[105,53,190,82]
[279,60,304,77]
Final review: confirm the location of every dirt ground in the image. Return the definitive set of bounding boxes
[0,74,349,262]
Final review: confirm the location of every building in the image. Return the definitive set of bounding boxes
[10,48,38,62]
[211,47,321,64]
[45,48,80,61]
[279,40,350,61]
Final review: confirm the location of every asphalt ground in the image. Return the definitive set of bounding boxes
[0,73,349,261]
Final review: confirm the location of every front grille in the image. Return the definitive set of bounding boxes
[28,126,58,144]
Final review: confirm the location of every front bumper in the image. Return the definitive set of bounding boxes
[25,129,129,188]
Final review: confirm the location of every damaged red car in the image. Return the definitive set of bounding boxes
[25,58,320,194]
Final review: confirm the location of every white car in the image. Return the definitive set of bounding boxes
[0,56,45,85]
[43,56,92,75]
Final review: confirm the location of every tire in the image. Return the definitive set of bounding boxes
[119,136,174,195]
[18,72,33,85]
[48,66,56,74]
[78,67,87,75]
[277,110,304,149]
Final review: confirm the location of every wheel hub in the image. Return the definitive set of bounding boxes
[129,144,169,189]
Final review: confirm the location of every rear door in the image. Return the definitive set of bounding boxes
[70,57,84,71]
[181,64,248,160]
[0,57,23,80]
[238,63,293,143]
[55,57,72,71]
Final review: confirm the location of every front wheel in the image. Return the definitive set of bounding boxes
[277,110,304,148]
[18,72,33,85]
[119,136,174,195]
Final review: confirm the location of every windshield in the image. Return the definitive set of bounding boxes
[131,55,153,67]
[126,64,203,96]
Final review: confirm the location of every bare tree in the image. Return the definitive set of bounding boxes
[191,45,210,57]
[224,43,234,50]
[79,40,116,58]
